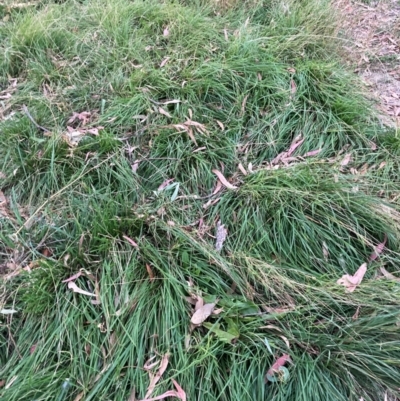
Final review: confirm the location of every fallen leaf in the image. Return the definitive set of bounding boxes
[163,27,169,37]
[340,153,352,166]
[287,136,304,156]
[191,302,216,325]
[158,107,172,118]
[380,267,400,282]
[0,380,5,387]
[369,235,387,261]
[212,169,237,190]
[62,271,84,283]
[216,120,224,131]
[146,264,155,282]
[171,379,186,401]
[139,378,186,401]
[73,392,85,401]
[144,353,170,399]
[0,309,17,314]
[322,242,329,261]
[212,180,223,195]
[123,235,139,248]
[238,163,247,175]
[67,281,96,297]
[290,79,296,96]
[158,179,174,191]
[336,263,367,292]
[0,190,7,205]
[304,149,321,157]
[215,220,227,252]
[30,343,37,354]
[68,111,92,126]
[132,160,140,173]
[160,57,170,68]
[266,354,292,380]
[241,94,249,115]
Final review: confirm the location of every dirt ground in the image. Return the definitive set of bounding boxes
[335,0,400,128]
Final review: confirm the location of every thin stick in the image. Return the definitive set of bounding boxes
[22,105,51,133]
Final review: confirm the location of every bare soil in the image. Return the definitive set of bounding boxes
[335,0,400,127]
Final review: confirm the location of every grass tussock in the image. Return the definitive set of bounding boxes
[1,0,400,400]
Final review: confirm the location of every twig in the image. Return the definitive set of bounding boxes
[22,105,51,133]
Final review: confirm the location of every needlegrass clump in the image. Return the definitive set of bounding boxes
[1,1,400,400]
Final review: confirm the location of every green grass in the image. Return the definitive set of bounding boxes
[1,0,400,400]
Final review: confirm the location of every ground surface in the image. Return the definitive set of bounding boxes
[336,0,400,127]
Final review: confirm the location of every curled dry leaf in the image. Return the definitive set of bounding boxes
[380,267,400,282]
[238,163,247,175]
[304,149,321,157]
[139,379,186,401]
[290,79,297,95]
[160,57,170,68]
[266,354,292,381]
[158,107,172,118]
[146,264,155,282]
[216,120,224,131]
[212,169,237,190]
[340,153,352,167]
[215,220,227,252]
[369,235,387,261]
[123,235,139,248]
[158,179,174,191]
[191,302,216,325]
[144,353,170,399]
[337,263,367,292]
[67,281,96,297]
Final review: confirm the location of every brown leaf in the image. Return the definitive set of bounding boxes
[160,57,170,68]
[369,235,387,261]
[158,179,174,191]
[238,163,247,175]
[337,263,367,292]
[340,153,352,166]
[266,354,292,379]
[241,94,249,115]
[216,120,224,131]
[212,180,223,195]
[191,302,216,325]
[380,267,400,282]
[144,353,170,399]
[212,169,237,190]
[73,392,85,401]
[123,235,139,248]
[139,379,186,401]
[158,107,172,118]
[132,160,140,174]
[290,79,297,95]
[215,220,227,252]
[146,264,155,282]
[62,271,84,283]
[194,296,204,312]
[304,149,321,157]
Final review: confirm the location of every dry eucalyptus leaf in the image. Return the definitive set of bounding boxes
[340,153,352,166]
[337,263,367,292]
[212,169,237,190]
[380,267,400,282]
[215,221,227,252]
[144,353,170,399]
[369,235,387,261]
[191,302,216,325]
[67,281,96,297]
